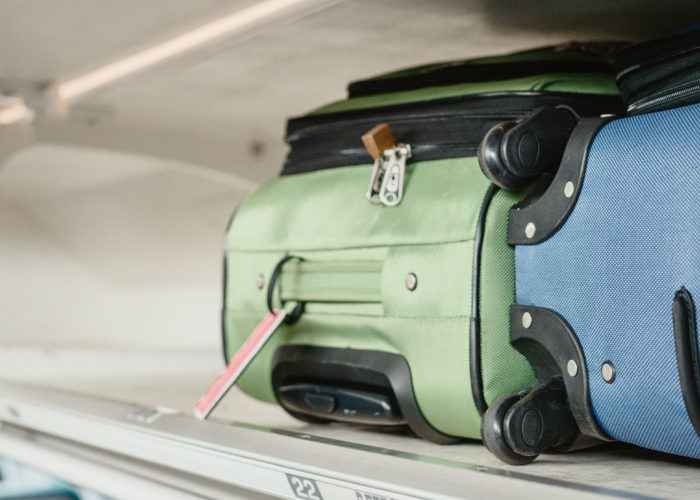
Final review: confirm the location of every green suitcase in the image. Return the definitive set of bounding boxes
[222,44,623,442]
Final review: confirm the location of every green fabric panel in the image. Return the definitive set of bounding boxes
[226,309,480,438]
[227,158,489,251]
[279,260,383,304]
[223,160,539,438]
[225,251,285,313]
[226,248,390,315]
[311,73,618,114]
[302,302,384,316]
[227,242,472,318]
[382,242,472,318]
[222,158,543,438]
[479,188,536,404]
[224,158,494,438]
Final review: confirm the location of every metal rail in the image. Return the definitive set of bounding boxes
[0,381,658,500]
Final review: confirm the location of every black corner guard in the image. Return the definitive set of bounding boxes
[510,305,610,443]
[673,287,700,438]
[272,345,460,444]
[507,117,609,245]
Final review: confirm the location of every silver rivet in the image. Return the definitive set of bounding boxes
[521,311,532,329]
[602,361,616,383]
[256,274,265,289]
[405,272,417,291]
[564,181,575,198]
[567,359,578,377]
[525,222,536,239]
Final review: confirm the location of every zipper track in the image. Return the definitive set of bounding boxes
[615,44,700,81]
[614,29,700,79]
[616,47,700,107]
[614,29,700,114]
[627,80,700,114]
[282,92,624,175]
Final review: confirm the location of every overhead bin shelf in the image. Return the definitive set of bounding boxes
[0,348,697,500]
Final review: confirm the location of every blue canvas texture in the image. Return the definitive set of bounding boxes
[516,104,700,458]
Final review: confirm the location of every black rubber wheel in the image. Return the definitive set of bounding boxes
[481,393,538,465]
[478,121,530,191]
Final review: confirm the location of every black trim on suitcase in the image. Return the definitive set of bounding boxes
[673,287,700,438]
[470,183,499,415]
[615,29,700,79]
[221,254,229,365]
[509,305,610,443]
[508,117,610,245]
[348,59,615,98]
[614,29,700,114]
[283,93,623,175]
[272,345,461,444]
[480,305,610,464]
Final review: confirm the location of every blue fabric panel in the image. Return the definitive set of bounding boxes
[516,104,700,458]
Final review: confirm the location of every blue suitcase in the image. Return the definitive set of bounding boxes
[477,30,700,464]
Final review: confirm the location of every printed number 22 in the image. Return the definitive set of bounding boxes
[286,474,324,500]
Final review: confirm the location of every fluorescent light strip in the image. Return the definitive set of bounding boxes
[0,98,34,125]
[57,0,328,101]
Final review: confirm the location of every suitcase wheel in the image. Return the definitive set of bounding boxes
[481,392,537,465]
[478,106,578,191]
[481,378,577,465]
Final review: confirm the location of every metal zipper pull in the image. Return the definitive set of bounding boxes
[379,143,411,206]
[363,123,395,204]
[361,123,411,206]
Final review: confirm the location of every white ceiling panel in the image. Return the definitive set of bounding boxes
[0,0,251,82]
[3,0,700,183]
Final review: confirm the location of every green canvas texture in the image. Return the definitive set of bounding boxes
[479,189,536,405]
[225,158,494,437]
[223,50,619,439]
[224,158,528,438]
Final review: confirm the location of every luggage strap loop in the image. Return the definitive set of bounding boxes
[267,255,305,324]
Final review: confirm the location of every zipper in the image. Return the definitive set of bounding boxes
[616,43,700,82]
[627,80,700,114]
[615,45,700,104]
[365,142,412,206]
[282,92,624,178]
[361,123,411,205]
[615,29,700,81]
[614,29,700,113]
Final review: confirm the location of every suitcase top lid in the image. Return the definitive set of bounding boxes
[347,42,626,99]
[308,42,623,116]
[614,26,700,114]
